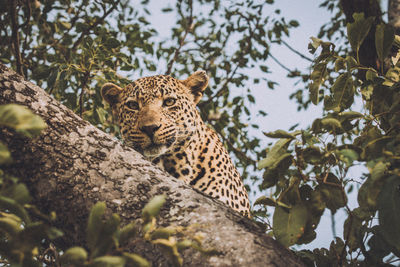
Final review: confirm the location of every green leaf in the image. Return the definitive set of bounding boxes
[0,216,22,235]
[346,13,374,56]
[0,104,47,137]
[366,69,378,81]
[91,256,126,267]
[377,175,400,250]
[358,162,389,210]
[370,161,388,182]
[375,24,395,62]
[334,57,346,72]
[318,174,347,214]
[5,183,31,205]
[308,37,322,54]
[263,129,296,139]
[60,247,88,265]
[367,234,392,260]
[302,146,322,163]
[337,149,358,166]
[87,202,106,250]
[117,222,137,246]
[105,38,121,49]
[47,227,63,239]
[273,204,308,247]
[309,82,320,105]
[150,227,177,240]
[345,55,358,70]
[0,196,30,223]
[123,253,150,267]
[258,138,293,169]
[320,118,342,131]
[338,111,363,121]
[254,196,276,206]
[0,141,11,165]
[91,213,120,258]
[343,214,363,251]
[142,195,166,222]
[309,62,327,105]
[324,73,354,112]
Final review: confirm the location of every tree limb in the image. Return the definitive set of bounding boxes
[0,64,305,266]
[8,0,24,76]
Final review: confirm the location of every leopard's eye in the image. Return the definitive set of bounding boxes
[163,98,176,107]
[125,100,139,110]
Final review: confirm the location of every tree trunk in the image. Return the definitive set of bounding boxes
[0,64,304,267]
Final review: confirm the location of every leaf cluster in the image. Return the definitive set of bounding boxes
[255,12,400,266]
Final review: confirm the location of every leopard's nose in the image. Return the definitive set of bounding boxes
[140,124,161,139]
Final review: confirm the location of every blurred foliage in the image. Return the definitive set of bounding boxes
[2,0,400,266]
[0,104,58,266]
[60,196,214,267]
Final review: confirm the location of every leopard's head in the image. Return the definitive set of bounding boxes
[101,71,209,159]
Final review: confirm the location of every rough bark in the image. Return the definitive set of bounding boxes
[0,64,305,267]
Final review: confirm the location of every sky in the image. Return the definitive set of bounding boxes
[145,0,387,250]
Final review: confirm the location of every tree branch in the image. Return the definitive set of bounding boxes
[166,1,194,75]
[268,53,293,73]
[18,0,31,29]
[276,39,313,62]
[0,63,305,267]
[79,70,91,117]
[8,0,24,76]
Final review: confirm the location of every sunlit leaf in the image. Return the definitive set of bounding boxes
[92,256,126,267]
[123,253,150,267]
[263,129,296,139]
[0,141,11,165]
[142,195,166,222]
[60,247,88,265]
[87,202,106,250]
[0,104,46,137]
[258,139,293,169]
[324,73,354,112]
[273,204,308,247]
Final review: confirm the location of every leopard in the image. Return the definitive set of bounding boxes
[101,70,251,217]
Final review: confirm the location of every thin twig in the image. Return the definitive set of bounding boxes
[9,0,24,76]
[268,53,293,73]
[166,0,194,75]
[279,39,313,62]
[331,210,337,238]
[18,0,31,29]
[219,132,257,165]
[198,64,240,109]
[79,70,91,117]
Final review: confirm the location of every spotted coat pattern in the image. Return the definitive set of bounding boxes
[101,71,251,216]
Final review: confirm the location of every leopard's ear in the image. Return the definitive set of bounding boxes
[182,70,209,104]
[101,83,124,107]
